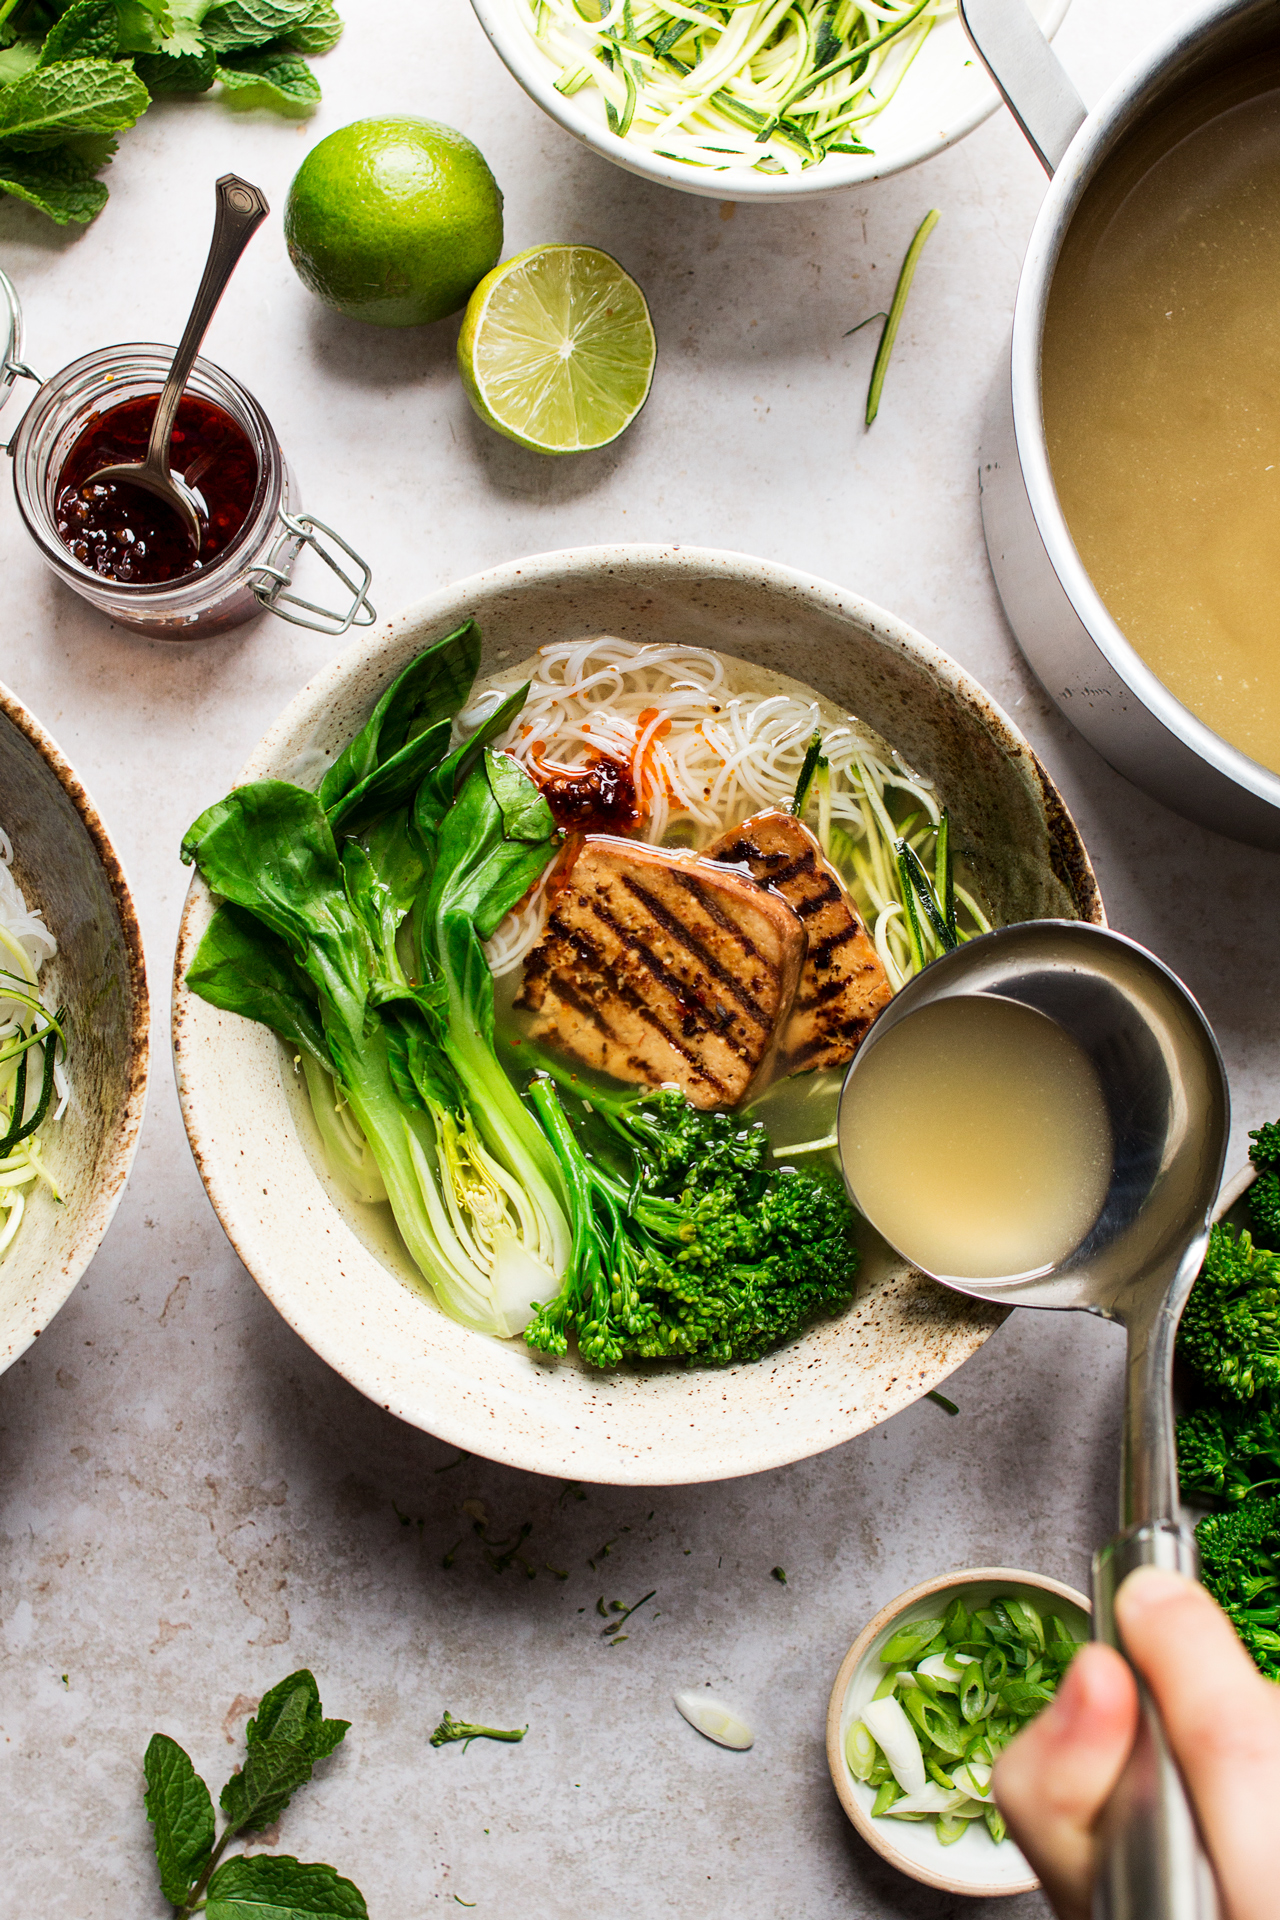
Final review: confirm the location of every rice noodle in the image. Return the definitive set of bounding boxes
[458,636,986,984]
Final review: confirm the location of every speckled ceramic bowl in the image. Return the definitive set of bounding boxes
[827,1566,1092,1895]
[0,684,149,1375]
[470,0,1071,202]
[172,544,1102,1484]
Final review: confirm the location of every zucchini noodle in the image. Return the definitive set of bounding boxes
[0,826,68,1257]
[458,636,989,987]
[521,0,952,175]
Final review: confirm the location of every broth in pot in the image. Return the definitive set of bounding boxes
[1042,57,1280,775]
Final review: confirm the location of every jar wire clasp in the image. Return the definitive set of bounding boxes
[250,509,376,637]
[1,266,42,456]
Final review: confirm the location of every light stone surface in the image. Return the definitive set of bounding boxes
[1,1,1274,1914]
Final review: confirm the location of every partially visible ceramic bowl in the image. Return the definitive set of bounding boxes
[827,1566,1091,1895]
[469,0,1070,201]
[0,684,149,1375]
[173,542,1101,1485]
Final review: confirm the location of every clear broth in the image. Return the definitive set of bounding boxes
[486,644,983,1147]
[1043,59,1280,774]
[838,996,1112,1280]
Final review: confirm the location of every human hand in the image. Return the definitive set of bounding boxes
[991,1566,1280,1920]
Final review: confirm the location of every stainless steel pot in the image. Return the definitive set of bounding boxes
[962,0,1280,850]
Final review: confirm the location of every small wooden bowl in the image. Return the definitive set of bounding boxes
[826,1566,1091,1897]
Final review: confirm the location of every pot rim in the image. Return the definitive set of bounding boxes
[1009,0,1280,816]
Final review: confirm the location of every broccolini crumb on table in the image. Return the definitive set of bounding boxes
[430,1713,527,1751]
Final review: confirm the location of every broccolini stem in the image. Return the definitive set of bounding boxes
[430,1712,528,1750]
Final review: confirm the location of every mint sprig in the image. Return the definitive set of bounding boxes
[0,0,343,223]
[143,1668,365,1920]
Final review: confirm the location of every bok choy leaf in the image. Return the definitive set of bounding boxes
[180,636,572,1339]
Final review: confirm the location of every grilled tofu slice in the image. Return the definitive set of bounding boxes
[705,808,892,1074]
[515,836,805,1108]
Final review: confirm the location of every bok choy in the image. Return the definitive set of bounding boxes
[180,624,571,1339]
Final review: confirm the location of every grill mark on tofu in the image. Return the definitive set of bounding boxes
[527,912,736,1100]
[618,872,775,1032]
[705,808,893,1075]
[515,835,804,1107]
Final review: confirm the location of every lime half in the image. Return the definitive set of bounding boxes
[458,244,655,455]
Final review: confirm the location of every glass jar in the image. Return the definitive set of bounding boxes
[2,275,374,642]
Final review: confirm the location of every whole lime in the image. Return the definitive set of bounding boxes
[284,118,503,328]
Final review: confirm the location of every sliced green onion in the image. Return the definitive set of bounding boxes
[872,1778,902,1816]
[855,1590,1081,1854]
[860,1694,926,1796]
[880,1617,945,1666]
[845,1719,880,1782]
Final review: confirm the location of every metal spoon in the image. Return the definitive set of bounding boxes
[83,174,269,551]
[838,920,1228,1920]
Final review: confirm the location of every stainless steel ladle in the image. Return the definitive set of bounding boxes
[838,920,1228,1920]
[83,173,269,550]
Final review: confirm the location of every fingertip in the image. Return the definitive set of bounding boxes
[1115,1564,1199,1619]
[1115,1565,1254,1674]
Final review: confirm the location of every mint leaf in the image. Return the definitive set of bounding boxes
[216,48,318,115]
[0,58,149,150]
[220,1733,316,1835]
[39,0,120,63]
[0,40,41,84]
[201,0,317,52]
[247,1671,349,1763]
[0,145,108,221]
[308,1717,349,1762]
[135,45,216,90]
[206,1853,369,1919]
[64,130,119,165]
[143,1733,217,1908]
[281,1,341,54]
[246,1673,317,1749]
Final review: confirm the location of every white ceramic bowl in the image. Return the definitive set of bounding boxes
[172,543,1100,1484]
[0,683,149,1375]
[826,1566,1091,1895]
[470,0,1070,202]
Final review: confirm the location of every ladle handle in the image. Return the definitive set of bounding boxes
[1091,1525,1221,1920]
[144,174,269,477]
[956,0,1086,173]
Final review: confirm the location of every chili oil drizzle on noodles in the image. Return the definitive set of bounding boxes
[457,637,990,988]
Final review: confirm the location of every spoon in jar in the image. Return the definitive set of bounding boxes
[83,173,269,552]
[838,920,1228,1920]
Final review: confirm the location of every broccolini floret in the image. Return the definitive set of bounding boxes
[1249,1121,1280,1251]
[524,1078,859,1370]
[1177,1400,1280,1505]
[1175,1223,1280,1401]
[1196,1493,1280,1680]
[592,1084,771,1195]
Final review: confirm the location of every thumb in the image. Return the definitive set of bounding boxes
[1115,1566,1280,1920]
[993,1641,1137,1920]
